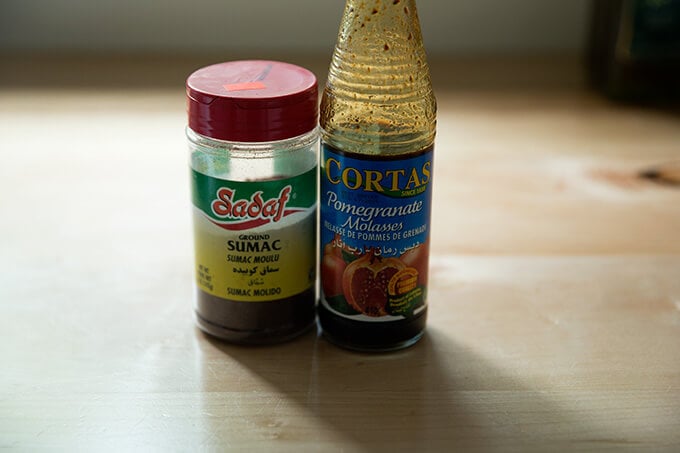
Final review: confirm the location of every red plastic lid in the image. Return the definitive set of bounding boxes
[186,60,318,142]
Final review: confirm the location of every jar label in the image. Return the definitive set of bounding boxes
[319,144,433,321]
[191,168,316,302]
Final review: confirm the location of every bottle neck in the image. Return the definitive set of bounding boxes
[336,0,426,66]
[321,0,436,155]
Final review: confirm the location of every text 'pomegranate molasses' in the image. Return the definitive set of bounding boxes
[319,0,437,351]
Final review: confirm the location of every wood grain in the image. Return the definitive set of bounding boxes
[1,56,679,451]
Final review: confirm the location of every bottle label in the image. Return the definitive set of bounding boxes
[191,168,316,302]
[320,144,433,322]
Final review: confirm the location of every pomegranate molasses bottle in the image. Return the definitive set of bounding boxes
[319,0,436,351]
[187,61,319,344]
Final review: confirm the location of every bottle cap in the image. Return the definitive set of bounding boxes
[187,60,318,142]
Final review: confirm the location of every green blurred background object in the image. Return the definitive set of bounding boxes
[589,0,680,101]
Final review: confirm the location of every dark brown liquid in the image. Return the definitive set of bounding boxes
[318,304,427,352]
[196,287,315,344]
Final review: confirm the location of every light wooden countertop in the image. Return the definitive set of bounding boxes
[1,55,679,451]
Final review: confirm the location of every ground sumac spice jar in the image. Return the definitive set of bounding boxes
[186,60,318,344]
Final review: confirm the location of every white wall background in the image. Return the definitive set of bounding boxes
[0,0,591,55]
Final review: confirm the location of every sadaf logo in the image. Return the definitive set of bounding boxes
[208,185,301,230]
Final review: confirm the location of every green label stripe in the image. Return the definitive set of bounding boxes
[191,167,316,229]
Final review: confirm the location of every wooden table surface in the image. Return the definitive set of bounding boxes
[1,55,679,451]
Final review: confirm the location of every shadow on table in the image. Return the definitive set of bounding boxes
[198,325,603,451]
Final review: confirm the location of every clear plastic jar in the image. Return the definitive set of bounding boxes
[186,61,319,344]
[188,128,318,184]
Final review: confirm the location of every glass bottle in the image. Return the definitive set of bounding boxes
[318,0,436,351]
